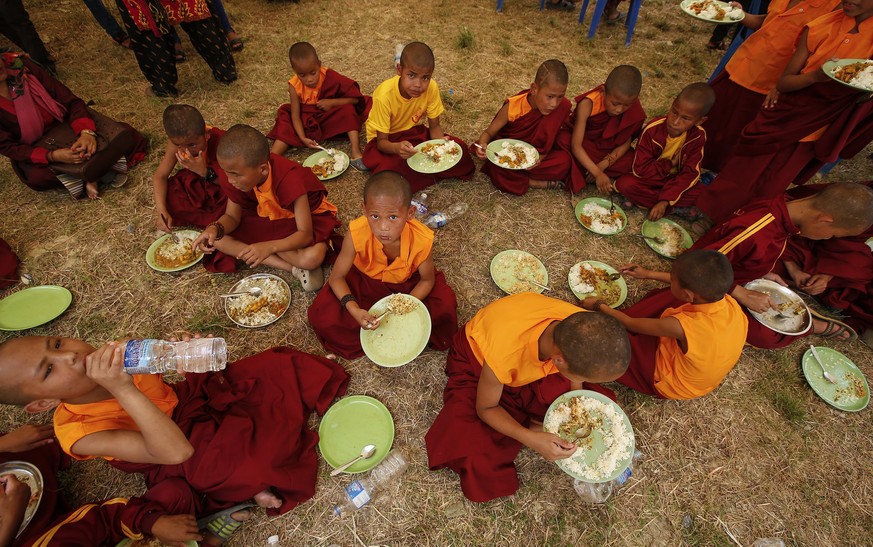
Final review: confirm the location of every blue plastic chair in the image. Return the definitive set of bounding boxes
[709,0,761,80]
[578,0,643,46]
[497,0,546,12]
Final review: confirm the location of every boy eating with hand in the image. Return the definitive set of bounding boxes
[308,171,458,359]
[193,124,340,290]
[267,42,371,167]
[362,42,475,192]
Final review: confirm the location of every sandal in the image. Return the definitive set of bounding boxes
[349,157,369,172]
[112,33,132,49]
[196,503,254,542]
[229,37,244,52]
[605,10,625,24]
[545,180,566,190]
[671,206,703,222]
[810,309,858,341]
[545,0,576,10]
[706,39,728,51]
[174,45,187,63]
[292,266,325,292]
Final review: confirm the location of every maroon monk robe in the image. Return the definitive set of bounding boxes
[424,330,615,503]
[308,265,458,359]
[481,93,573,195]
[165,126,227,229]
[4,442,190,547]
[203,153,341,273]
[701,71,768,172]
[267,69,373,147]
[1,59,147,192]
[625,195,804,348]
[111,347,350,517]
[361,125,475,194]
[559,87,646,192]
[0,238,19,290]
[697,80,873,223]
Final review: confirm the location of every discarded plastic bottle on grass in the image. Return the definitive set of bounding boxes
[393,44,404,70]
[410,192,429,217]
[573,449,643,504]
[752,539,786,547]
[122,338,227,374]
[424,202,468,229]
[333,449,407,516]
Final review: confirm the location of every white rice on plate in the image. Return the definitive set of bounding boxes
[579,203,624,234]
[832,62,873,91]
[154,234,201,269]
[495,142,537,169]
[226,277,290,327]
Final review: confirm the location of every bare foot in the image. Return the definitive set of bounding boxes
[85,181,99,200]
[254,489,282,509]
[201,508,252,546]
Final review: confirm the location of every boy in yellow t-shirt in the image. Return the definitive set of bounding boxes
[361,41,475,193]
[580,249,748,400]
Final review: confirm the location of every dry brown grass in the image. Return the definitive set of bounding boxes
[1,0,872,545]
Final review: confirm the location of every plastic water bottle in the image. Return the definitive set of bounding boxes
[410,192,429,217]
[333,449,407,516]
[752,539,786,547]
[393,44,404,70]
[573,449,643,504]
[122,338,227,374]
[423,202,468,229]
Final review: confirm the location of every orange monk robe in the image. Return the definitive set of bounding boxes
[618,297,748,399]
[698,11,873,222]
[267,67,372,148]
[481,91,573,195]
[52,348,350,517]
[203,153,341,272]
[425,293,615,503]
[703,0,840,171]
[558,85,646,193]
[165,126,227,229]
[308,216,458,359]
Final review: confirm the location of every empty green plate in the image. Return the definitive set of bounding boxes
[318,395,395,474]
[801,346,869,412]
[0,286,72,331]
[360,294,431,367]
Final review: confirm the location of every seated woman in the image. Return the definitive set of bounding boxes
[0,52,147,199]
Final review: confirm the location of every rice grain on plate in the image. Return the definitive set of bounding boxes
[833,61,873,91]
[569,262,621,305]
[579,203,624,234]
[495,142,537,169]
[421,141,460,163]
[226,277,290,327]
[688,0,742,20]
[154,235,201,269]
[387,293,417,315]
[651,223,688,257]
[498,252,546,293]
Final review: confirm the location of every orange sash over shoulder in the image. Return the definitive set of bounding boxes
[506,92,533,122]
[53,374,179,461]
[585,87,606,117]
[254,165,337,221]
[349,216,433,284]
[289,66,328,105]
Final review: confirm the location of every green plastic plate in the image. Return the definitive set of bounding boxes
[822,59,873,94]
[360,294,431,367]
[489,249,549,295]
[679,0,745,23]
[407,139,463,174]
[0,286,72,331]
[640,218,693,259]
[303,149,349,180]
[575,197,627,235]
[318,395,395,474]
[485,138,539,170]
[801,346,869,412]
[567,260,627,307]
[145,229,204,273]
[544,390,635,483]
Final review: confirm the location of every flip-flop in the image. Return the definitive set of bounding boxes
[229,37,244,52]
[605,11,625,24]
[349,157,369,172]
[545,0,576,10]
[196,503,255,542]
[809,309,858,341]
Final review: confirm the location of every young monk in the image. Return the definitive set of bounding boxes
[152,104,227,232]
[425,293,631,502]
[362,42,475,193]
[614,83,714,221]
[581,250,747,400]
[561,64,646,194]
[702,0,842,171]
[192,124,341,290]
[695,0,873,227]
[308,171,458,359]
[624,182,873,349]
[473,59,574,195]
[0,334,350,524]
[0,425,237,546]
[267,42,372,168]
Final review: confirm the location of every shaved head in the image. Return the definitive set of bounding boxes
[289,41,319,65]
[677,82,716,116]
[554,312,630,378]
[399,42,434,71]
[535,59,569,87]
[216,124,270,167]
[604,65,642,98]
[674,250,733,302]
[811,182,873,231]
[162,104,206,139]
[363,171,411,206]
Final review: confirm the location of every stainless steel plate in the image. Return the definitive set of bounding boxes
[744,279,812,335]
